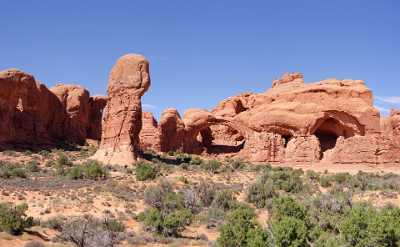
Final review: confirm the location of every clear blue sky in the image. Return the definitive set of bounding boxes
[1,0,399,118]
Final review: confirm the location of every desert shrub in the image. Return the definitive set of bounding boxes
[66,161,107,180]
[308,190,352,234]
[194,179,217,207]
[25,160,40,172]
[144,180,173,209]
[0,203,34,235]
[246,175,276,208]
[0,162,27,178]
[103,218,125,233]
[181,187,201,213]
[211,190,239,211]
[138,208,192,237]
[58,215,126,247]
[198,207,226,227]
[135,161,158,181]
[227,159,247,171]
[271,216,308,247]
[38,150,51,158]
[82,160,107,180]
[201,159,221,173]
[140,180,195,237]
[161,191,185,214]
[313,231,343,247]
[348,171,400,192]
[319,176,332,188]
[40,215,66,231]
[24,241,45,247]
[55,153,72,175]
[269,167,305,193]
[271,196,308,222]
[339,204,400,247]
[175,152,192,164]
[305,170,320,181]
[189,156,203,166]
[67,166,84,179]
[217,206,270,247]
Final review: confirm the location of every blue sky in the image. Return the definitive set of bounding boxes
[1,0,399,118]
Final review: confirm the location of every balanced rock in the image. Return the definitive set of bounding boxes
[93,54,151,165]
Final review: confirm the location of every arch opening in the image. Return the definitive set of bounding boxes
[313,117,352,159]
[198,123,245,154]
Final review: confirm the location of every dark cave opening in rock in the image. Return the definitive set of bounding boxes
[315,130,339,157]
[313,118,352,159]
[282,134,292,148]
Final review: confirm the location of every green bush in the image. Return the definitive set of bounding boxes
[25,160,40,172]
[138,208,192,237]
[55,153,72,175]
[246,175,276,208]
[270,167,305,193]
[0,203,34,235]
[201,159,221,173]
[211,190,239,211]
[65,161,107,180]
[340,204,400,247]
[271,216,308,247]
[103,218,125,232]
[144,181,173,209]
[0,162,27,178]
[319,176,332,188]
[135,162,158,181]
[216,206,270,247]
[195,179,217,207]
[83,160,108,180]
[271,196,308,221]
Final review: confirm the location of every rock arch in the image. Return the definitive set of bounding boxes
[309,111,365,159]
[199,121,246,154]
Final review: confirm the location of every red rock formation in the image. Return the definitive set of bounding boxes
[0,69,106,148]
[51,84,91,144]
[93,54,150,165]
[0,69,65,147]
[158,108,185,152]
[87,96,108,140]
[140,112,160,151]
[141,72,399,165]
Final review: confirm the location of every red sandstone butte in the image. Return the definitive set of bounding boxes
[93,54,150,165]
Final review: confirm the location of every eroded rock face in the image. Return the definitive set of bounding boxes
[51,84,91,144]
[0,69,65,147]
[88,96,108,140]
[93,54,150,165]
[140,72,399,165]
[159,108,185,152]
[0,69,106,148]
[140,112,160,152]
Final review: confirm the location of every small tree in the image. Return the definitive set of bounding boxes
[217,206,270,247]
[0,203,34,235]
